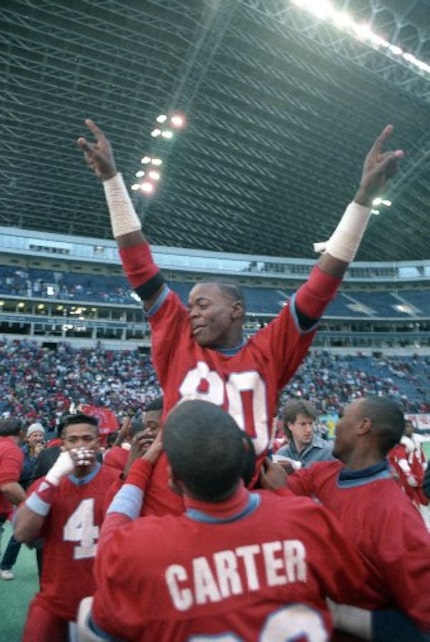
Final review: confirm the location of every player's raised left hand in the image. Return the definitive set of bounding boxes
[354,124,404,207]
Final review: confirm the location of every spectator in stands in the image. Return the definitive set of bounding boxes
[78,118,403,517]
[77,400,380,642]
[14,413,119,642]
[0,422,46,580]
[275,399,334,469]
[0,418,26,556]
[261,396,430,642]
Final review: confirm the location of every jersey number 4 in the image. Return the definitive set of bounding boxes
[63,498,99,560]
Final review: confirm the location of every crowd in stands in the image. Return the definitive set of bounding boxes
[0,339,160,433]
[281,350,430,416]
[0,339,428,435]
[0,267,133,305]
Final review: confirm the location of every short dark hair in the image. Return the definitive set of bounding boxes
[205,281,246,314]
[0,417,24,437]
[359,397,405,455]
[61,413,99,435]
[163,400,246,500]
[145,396,163,413]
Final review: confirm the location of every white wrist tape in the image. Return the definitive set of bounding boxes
[77,597,108,642]
[103,173,142,238]
[313,202,371,263]
[328,601,372,639]
[45,451,75,486]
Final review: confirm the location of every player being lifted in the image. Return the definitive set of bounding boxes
[77,120,403,516]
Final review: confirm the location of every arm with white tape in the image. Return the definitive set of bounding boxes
[314,125,404,277]
[14,450,75,543]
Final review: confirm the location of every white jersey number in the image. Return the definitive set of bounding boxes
[179,362,268,455]
[188,603,328,641]
[63,498,99,560]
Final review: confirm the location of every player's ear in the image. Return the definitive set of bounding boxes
[231,300,244,320]
[167,464,184,496]
[357,416,372,436]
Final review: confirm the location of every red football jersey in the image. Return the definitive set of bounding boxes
[93,486,372,642]
[143,289,316,516]
[0,436,24,515]
[388,437,429,507]
[28,464,118,621]
[103,445,129,473]
[286,461,430,632]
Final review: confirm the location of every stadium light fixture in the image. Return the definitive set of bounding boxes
[141,156,151,164]
[151,128,161,138]
[151,158,162,166]
[148,170,161,181]
[170,113,186,129]
[141,181,155,194]
[161,129,174,139]
[156,114,168,124]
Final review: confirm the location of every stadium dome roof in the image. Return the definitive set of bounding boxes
[2,0,430,261]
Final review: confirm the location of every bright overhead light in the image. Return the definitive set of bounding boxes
[151,158,162,166]
[148,170,160,181]
[141,181,155,194]
[161,130,173,139]
[156,114,167,124]
[292,0,430,76]
[135,170,145,178]
[170,113,186,129]
[131,183,141,191]
[151,129,161,138]
[141,156,151,164]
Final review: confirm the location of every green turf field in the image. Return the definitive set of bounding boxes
[0,521,39,642]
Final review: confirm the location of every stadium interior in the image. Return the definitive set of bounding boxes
[2,5,430,641]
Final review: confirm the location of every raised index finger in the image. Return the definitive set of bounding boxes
[84,118,106,142]
[371,124,394,154]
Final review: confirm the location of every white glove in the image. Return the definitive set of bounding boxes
[45,451,75,486]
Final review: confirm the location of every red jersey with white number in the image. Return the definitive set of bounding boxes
[144,289,316,516]
[286,460,430,632]
[388,437,429,508]
[93,486,375,642]
[28,464,118,621]
[0,437,24,516]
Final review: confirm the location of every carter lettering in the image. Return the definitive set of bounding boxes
[166,539,307,611]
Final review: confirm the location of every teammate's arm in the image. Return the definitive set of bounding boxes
[0,481,26,505]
